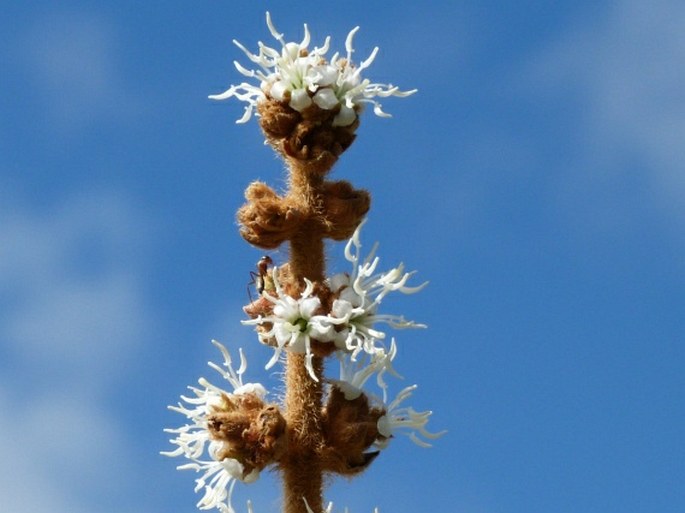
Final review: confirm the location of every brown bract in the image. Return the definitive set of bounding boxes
[238,179,369,250]
[207,392,287,478]
[320,385,385,476]
[237,182,303,249]
[258,98,359,175]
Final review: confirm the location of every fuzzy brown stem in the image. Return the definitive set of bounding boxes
[287,163,326,284]
[290,228,325,284]
[283,354,324,513]
[282,160,328,513]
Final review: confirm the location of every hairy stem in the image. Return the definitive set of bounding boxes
[283,354,324,513]
[282,160,327,513]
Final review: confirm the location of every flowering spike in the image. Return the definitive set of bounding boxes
[169,12,444,513]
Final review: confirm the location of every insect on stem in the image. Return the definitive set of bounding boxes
[248,255,274,303]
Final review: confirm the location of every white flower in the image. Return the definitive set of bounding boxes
[375,384,446,449]
[242,269,337,381]
[332,338,400,401]
[209,12,416,126]
[162,340,265,513]
[328,220,427,359]
[332,335,445,450]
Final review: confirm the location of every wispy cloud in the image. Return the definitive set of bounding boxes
[525,0,685,221]
[18,12,143,134]
[0,189,155,512]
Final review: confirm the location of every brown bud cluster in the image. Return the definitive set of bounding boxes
[319,385,387,476]
[207,391,286,478]
[237,180,369,250]
[320,181,371,241]
[258,98,359,176]
[237,182,303,250]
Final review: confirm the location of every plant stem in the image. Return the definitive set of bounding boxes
[283,354,324,513]
[282,162,327,513]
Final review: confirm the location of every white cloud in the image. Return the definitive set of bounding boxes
[0,392,83,513]
[7,273,144,384]
[0,189,155,512]
[0,192,150,383]
[19,12,143,133]
[526,0,685,217]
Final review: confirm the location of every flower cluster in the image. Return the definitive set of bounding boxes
[328,220,428,359]
[243,221,426,380]
[242,221,443,454]
[162,341,276,513]
[242,272,337,380]
[332,339,445,449]
[209,12,416,126]
[164,332,443,512]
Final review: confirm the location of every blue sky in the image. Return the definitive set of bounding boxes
[1,1,683,512]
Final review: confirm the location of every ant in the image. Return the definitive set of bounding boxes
[248,255,273,303]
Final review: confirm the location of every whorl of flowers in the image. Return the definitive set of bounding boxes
[243,221,427,380]
[163,336,441,513]
[242,273,338,381]
[162,341,281,513]
[209,12,416,127]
